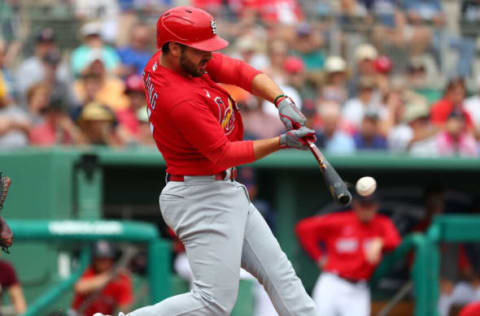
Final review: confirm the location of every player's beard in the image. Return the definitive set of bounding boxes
[180,51,208,77]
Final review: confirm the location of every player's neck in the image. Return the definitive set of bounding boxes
[160,54,186,77]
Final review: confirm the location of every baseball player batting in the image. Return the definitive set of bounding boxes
[295,190,401,316]
[95,6,317,316]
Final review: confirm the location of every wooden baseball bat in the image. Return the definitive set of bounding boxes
[306,140,352,205]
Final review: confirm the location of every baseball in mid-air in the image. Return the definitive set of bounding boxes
[356,176,377,196]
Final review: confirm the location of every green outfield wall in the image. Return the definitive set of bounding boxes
[1,147,479,315]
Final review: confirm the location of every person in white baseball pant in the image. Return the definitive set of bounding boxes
[296,193,401,316]
[94,5,319,316]
[136,175,314,315]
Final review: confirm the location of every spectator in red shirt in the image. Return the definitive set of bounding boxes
[296,192,401,316]
[430,77,473,129]
[0,259,27,315]
[29,96,86,146]
[116,75,146,145]
[71,241,133,316]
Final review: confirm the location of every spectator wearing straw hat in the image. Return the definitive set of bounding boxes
[321,56,348,105]
[348,44,378,97]
[388,101,439,156]
[77,102,122,147]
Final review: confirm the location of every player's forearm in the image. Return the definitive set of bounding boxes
[74,274,110,294]
[253,137,281,161]
[9,285,27,314]
[250,73,284,104]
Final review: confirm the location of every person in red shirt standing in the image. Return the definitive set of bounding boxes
[296,191,401,316]
[93,6,317,316]
[72,241,133,316]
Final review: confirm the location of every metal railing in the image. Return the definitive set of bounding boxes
[7,220,170,316]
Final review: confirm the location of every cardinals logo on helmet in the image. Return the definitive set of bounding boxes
[211,20,217,35]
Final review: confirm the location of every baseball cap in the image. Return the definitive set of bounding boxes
[80,102,114,121]
[404,101,429,123]
[81,22,102,38]
[283,56,305,74]
[85,50,104,67]
[296,23,312,37]
[42,50,62,66]
[354,44,378,62]
[354,192,379,204]
[448,109,466,120]
[364,109,380,120]
[325,56,346,73]
[374,56,393,74]
[44,95,66,112]
[36,28,55,43]
[408,58,426,73]
[92,240,116,259]
[125,75,145,94]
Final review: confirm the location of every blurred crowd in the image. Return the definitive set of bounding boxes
[0,0,480,157]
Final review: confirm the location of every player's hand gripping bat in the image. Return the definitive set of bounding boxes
[305,140,352,205]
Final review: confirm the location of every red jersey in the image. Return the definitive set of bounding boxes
[71,267,133,316]
[143,52,261,175]
[296,211,401,281]
[430,98,473,129]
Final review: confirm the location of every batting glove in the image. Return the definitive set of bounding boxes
[276,96,306,130]
[280,127,316,150]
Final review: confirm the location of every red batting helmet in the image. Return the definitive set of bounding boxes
[156,6,228,51]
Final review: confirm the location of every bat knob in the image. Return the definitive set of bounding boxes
[338,192,352,205]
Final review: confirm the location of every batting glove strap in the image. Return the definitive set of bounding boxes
[277,97,306,130]
[280,127,316,150]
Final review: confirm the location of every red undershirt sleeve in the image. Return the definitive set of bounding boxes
[170,101,255,169]
[206,53,262,93]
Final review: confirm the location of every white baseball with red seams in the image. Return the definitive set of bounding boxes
[356,177,377,196]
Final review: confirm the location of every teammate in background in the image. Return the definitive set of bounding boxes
[93,6,318,316]
[296,185,401,316]
[72,241,133,316]
[0,259,27,315]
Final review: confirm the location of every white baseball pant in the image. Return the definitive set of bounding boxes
[175,252,278,316]
[127,176,317,316]
[313,272,370,316]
